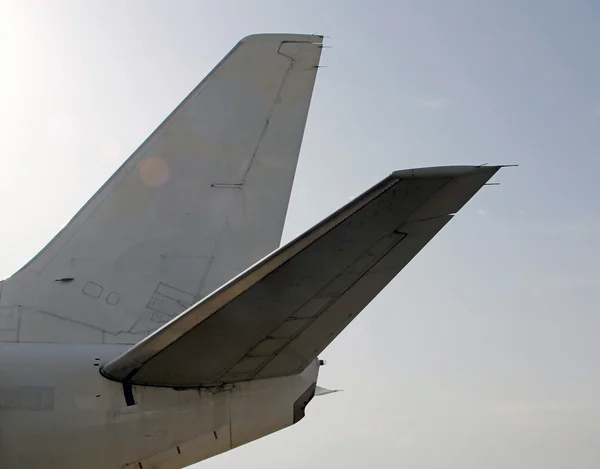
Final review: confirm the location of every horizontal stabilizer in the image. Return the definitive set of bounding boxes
[101,165,501,387]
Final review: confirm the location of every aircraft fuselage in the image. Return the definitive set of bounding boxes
[0,343,318,469]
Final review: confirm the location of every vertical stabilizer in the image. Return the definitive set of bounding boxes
[0,33,323,345]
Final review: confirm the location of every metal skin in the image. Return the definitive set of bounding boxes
[0,33,324,469]
[0,33,502,469]
[0,342,319,468]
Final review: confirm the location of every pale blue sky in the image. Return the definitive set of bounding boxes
[1,1,599,467]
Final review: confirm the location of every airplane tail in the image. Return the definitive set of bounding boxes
[0,34,323,345]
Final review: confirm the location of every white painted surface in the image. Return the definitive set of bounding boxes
[0,32,499,469]
[103,166,500,387]
[0,33,323,346]
[0,33,324,469]
[0,343,319,469]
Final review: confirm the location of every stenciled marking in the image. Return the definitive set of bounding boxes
[0,386,55,411]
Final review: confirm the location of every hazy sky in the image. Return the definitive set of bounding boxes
[2,1,600,467]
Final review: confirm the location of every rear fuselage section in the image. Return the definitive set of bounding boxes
[0,343,318,469]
